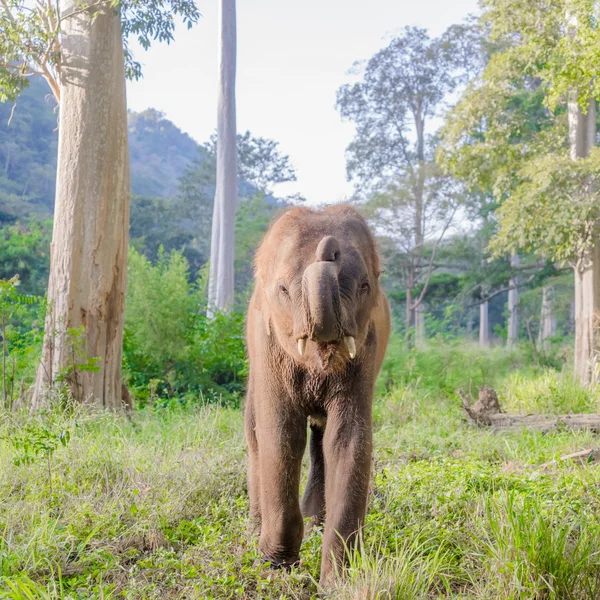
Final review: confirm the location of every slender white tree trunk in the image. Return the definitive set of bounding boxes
[539,285,557,351]
[569,97,598,384]
[208,0,238,315]
[415,302,425,348]
[479,299,489,348]
[507,254,519,350]
[32,1,130,409]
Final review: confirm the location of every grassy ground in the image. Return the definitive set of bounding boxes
[1,342,600,599]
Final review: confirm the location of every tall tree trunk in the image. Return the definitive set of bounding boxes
[31,1,130,409]
[208,0,238,315]
[569,96,598,384]
[415,302,425,348]
[405,284,415,348]
[406,106,425,349]
[539,285,557,351]
[479,299,489,348]
[507,254,519,350]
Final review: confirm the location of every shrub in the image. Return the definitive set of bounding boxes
[501,370,599,414]
[377,336,541,398]
[0,275,43,409]
[123,247,247,405]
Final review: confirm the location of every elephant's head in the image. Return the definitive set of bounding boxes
[255,205,382,371]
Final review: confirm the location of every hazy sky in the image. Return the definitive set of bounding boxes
[127,0,480,204]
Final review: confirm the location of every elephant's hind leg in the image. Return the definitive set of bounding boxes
[301,421,326,527]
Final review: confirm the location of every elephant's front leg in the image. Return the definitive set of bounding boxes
[244,387,261,532]
[256,405,307,567]
[320,400,372,585]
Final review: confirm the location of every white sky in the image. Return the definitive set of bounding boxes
[126,0,480,204]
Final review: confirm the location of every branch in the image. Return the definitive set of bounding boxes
[539,449,598,470]
[0,61,45,77]
[39,63,59,102]
[0,0,62,102]
[59,0,111,24]
[392,120,416,179]
[512,260,547,272]
[465,274,537,309]
[428,262,472,271]
[411,204,458,310]
[0,0,16,22]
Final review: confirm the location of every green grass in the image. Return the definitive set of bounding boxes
[1,343,600,598]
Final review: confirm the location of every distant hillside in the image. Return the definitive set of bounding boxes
[0,78,58,223]
[0,77,207,223]
[128,109,209,198]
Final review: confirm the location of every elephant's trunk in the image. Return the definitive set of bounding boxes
[302,236,343,342]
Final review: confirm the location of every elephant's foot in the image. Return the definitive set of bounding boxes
[261,555,299,570]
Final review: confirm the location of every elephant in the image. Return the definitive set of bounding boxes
[244,203,391,585]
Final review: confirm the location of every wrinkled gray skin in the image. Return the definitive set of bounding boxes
[245,204,390,586]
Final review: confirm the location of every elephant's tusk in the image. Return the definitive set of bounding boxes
[298,338,307,356]
[345,336,356,359]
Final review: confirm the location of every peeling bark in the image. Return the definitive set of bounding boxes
[32,1,130,409]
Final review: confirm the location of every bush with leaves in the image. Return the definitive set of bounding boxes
[123,247,246,405]
[0,275,43,409]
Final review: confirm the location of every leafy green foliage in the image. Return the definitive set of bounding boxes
[489,149,600,261]
[53,326,101,403]
[8,421,70,467]
[119,0,200,81]
[0,0,57,102]
[205,130,297,195]
[0,220,51,295]
[337,26,454,188]
[0,275,42,409]
[0,0,200,100]
[123,248,246,404]
[440,3,600,264]
[481,0,600,110]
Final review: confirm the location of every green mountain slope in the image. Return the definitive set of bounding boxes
[0,78,207,224]
[128,109,209,198]
[0,78,58,223]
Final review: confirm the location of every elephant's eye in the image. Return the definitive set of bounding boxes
[278,283,289,297]
[360,281,370,294]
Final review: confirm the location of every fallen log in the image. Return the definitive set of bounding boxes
[458,387,600,433]
[539,448,600,470]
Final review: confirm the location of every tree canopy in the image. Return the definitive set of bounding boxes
[0,0,200,101]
